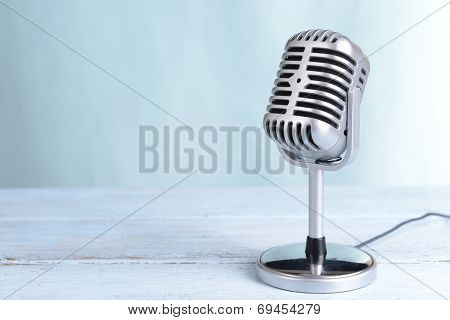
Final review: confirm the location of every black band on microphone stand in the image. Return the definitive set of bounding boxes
[305,236,327,265]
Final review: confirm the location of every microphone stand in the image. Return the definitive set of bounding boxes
[309,168,324,239]
[306,168,326,275]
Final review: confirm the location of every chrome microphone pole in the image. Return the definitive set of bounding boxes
[308,168,324,239]
[306,168,326,276]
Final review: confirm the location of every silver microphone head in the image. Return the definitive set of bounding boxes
[263,29,370,168]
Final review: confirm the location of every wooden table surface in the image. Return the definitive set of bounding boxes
[0,186,449,299]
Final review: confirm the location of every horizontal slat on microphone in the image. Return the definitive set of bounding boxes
[273,89,292,96]
[311,47,356,66]
[284,55,303,61]
[308,53,356,74]
[306,65,351,83]
[298,92,344,111]
[270,98,289,105]
[308,75,349,93]
[292,110,338,129]
[295,101,341,119]
[305,80,347,101]
[282,63,300,70]
[278,72,294,78]
[275,81,290,87]
[287,46,305,52]
[267,107,287,114]
[305,84,346,102]
[309,56,354,75]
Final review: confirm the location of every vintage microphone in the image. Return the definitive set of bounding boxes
[256,29,376,293]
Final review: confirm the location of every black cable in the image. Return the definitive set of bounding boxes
[355,212,450,248]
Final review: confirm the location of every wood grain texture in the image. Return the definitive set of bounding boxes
[0,186,449,299]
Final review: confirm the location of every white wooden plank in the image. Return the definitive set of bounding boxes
[0,187,449,299]
[0,263,448,299]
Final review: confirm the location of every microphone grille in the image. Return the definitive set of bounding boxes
[264,29,370,160]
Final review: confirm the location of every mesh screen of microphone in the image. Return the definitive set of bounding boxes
[263,29,370,162]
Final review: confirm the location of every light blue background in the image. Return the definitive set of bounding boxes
[1,0,449,188]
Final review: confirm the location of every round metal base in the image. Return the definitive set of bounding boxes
[256,242,376,293]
